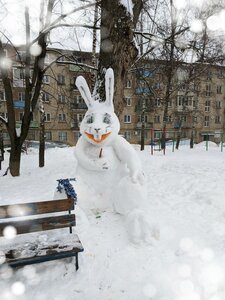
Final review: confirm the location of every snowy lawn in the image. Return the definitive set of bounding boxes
[1,144,225,300]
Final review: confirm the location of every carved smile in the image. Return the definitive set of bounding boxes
[85,132,112,143]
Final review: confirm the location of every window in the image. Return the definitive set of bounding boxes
[76,95,83,103]
[58,95,66,103]
[13,68,25,80]
[188,96,193,106]
[59,113,66,122]
[126,79,132,88]
[215,116,221,124]
[58,131,67,142]
[182,116,187,122]
[154,82,161,90]
[165,115,172,123]
[216,101,221,109]
[217,69,223,78]
[206,71,212,80]
[154,115,160,123]
[57,74,65,85]
[205,100,210,112]
[176,95,185,106]
[138,115,148,123]
[0,90,5,101]
[154,98,161,107]
[124,131,132,140]
[217,85,222,94]
[42,92,50,102]
[77,114,84,122]
[204,116,209,127]
[192,116,197,123]
[206,84,211,96]
[45,131,52,140]
[125,97,132,106]
[193,99,198,108]
[168,99,172,107]
[43,75,50,84]
[3,132,10,140]
[18,92,25,101]
[44,113,51,122]
[154,131,161,139]
[124,115,131,123]
[77,57,86,63]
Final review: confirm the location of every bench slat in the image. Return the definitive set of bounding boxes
[0,214,75,236]
[0,198,74,219]
[6,247,83,268]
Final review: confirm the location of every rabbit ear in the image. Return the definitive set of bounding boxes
[105,68,114,109]
[75,76,93,108]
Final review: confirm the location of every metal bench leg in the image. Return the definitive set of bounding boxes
[75,253,79,271]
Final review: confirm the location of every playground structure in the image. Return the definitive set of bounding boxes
[149,129,224,155]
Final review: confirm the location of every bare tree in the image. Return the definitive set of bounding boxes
[95,0,143,114]
[0,0,98,176]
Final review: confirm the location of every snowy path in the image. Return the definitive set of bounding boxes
[1,145,225,300]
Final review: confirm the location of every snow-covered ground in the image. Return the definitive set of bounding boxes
[1,143,225,300]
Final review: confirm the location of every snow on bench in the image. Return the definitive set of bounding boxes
[0,198,84,270]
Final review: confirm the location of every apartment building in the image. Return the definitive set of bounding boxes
[1,46,225,146]
[120,61,225,144]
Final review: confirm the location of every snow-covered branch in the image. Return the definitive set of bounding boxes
[30,1,101,46]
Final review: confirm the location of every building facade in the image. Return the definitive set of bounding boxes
[1,46,225,146]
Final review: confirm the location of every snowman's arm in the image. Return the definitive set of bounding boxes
[75,137,107,171]
[113,136,144,183]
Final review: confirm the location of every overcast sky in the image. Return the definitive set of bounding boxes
[0,0,96,51]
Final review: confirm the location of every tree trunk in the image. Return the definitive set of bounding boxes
[190,131,194,149]
[140,119,145,151]
[161,129,166,150]
[97,0,142,114]
[39,119,45,167]
[176,132,181,149]
[9,139,23,176]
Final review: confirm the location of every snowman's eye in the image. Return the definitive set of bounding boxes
[86,115,94,124]
[103,114,111,124]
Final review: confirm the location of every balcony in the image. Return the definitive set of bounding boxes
[69,65,83,72]
[135,105,153,113]
[71,122,79,130]
[135,87,153,95]
[16,120,39,128]
[174,122,192,129]
[136,122,153,129]
[14,100,25,109]
[70,103,87,110]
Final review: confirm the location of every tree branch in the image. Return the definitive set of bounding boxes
[30,1,101,46]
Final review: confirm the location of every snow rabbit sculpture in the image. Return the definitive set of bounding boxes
[75,68,149,243]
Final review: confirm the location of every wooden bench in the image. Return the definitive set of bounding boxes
[0,198,84,271]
